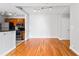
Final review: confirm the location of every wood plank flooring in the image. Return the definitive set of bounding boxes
[7,38,77,56]
[61,40,70,48]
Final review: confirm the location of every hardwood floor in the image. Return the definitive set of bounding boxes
[7,38,77,56]
[61,40,70,48]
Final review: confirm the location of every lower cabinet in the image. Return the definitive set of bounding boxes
[0,31,16,55]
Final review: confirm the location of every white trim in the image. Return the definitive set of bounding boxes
[28,36,62,40]
[16,40,24,46]
[4,16,25,18]
[25,14,29,40]
[1,46,16,56]
[70,47,79,55]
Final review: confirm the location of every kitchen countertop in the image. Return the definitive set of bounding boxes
[0,30,16,32]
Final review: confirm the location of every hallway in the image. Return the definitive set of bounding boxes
[7,38,77,56]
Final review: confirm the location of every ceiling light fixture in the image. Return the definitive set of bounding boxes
[40,6,53,10]
[0,11,14,17]
[33,10,37,12]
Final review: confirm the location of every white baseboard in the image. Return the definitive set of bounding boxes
[70,47,79,55]
[27,36,70,40]
[28,36,61,39]
[1,46,16,56]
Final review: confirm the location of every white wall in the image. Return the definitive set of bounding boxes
[29,13,70,39]
[29,14,58,38]
[70,4,79,54]
[25,15,29,40]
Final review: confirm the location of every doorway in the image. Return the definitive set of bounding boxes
[5,18,25,45]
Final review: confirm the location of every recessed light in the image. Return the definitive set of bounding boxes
[38,10,40,12]
[33,10,37,12]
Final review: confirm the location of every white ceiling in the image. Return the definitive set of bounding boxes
[21,6,69,15]
[0,4,25,17]
[0,3,70,16]
[10,3,71,6]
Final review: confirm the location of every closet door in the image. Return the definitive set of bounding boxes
[57,15,70,39]
[62,18,70,39]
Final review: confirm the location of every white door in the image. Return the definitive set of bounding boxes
[57,14,70,39]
